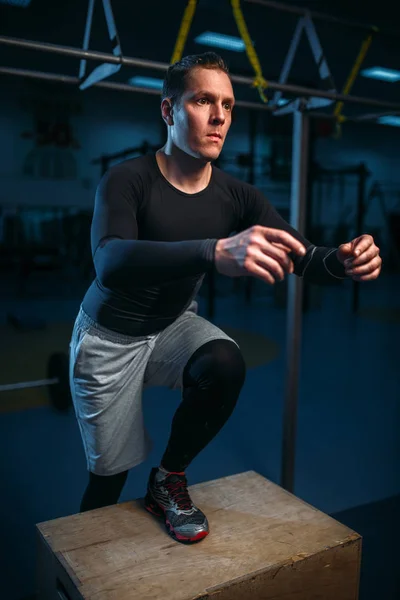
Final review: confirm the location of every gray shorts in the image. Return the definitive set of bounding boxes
[69,303,238,476]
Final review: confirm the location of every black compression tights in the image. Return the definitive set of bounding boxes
[80,339,246,512]
[80,469,128,512]
[161,338,246,472]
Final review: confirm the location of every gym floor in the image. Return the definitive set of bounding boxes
[0,269,399,600]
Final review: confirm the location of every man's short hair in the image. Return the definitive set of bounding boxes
[161,52,230,105]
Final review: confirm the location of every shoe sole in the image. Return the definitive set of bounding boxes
[144,492,208,544]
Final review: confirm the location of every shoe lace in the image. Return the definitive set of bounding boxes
[164,476,193,511]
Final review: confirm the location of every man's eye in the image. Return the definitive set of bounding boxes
[198,98,209,105]
[224,103,232,111]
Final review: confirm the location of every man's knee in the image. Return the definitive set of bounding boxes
[182,338,246,391]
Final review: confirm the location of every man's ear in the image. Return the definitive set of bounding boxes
[161,98,174,125]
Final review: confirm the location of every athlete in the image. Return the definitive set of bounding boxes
[69,52,382,544]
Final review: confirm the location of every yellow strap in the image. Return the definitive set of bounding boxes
[171,0,197,64]
[231,0,268,102]
[334,28,377,129]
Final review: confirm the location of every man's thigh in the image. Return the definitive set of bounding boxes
[144,306,238,391]
[69,309,154,475]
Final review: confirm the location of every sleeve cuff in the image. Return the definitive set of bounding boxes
[323,248,348,279]
[202,238,219,269]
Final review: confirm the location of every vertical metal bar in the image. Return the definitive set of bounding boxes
[281,110,309,493]
[301,118,316,313]
[245,109,258,303]
[352,162,367,313]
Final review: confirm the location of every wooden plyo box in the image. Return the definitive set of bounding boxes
[36,471,361,600]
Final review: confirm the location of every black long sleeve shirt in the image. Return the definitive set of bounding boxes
[82,153,346,335]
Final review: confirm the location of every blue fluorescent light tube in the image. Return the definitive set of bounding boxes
[128,76,164,90]
[377,115,400,127]
[361,67,400,82]
[194,31,245,52]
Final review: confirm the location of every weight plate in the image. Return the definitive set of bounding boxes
[47,352,71,411]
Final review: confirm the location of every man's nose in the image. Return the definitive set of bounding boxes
[211,104,225,124]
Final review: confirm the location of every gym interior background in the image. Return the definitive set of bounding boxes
[0,0,399,598]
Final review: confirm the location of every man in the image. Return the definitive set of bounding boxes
[69,52,381,544]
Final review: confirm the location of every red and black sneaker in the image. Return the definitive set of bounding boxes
[144,467,209,544]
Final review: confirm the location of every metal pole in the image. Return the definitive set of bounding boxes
[3,65,398,122]
[0,35,168,70]
[0,379,58,392]
[352,163,368,313]
[281,110,309,493]
[2,36,400,112]
[246,0,400,38]
[229,75,400,112]
[0,67,273,112]
[245,109,258,303]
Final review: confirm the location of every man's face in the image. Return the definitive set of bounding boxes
[165,67,235,162]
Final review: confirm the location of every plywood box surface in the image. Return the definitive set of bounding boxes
[37,471,361,599]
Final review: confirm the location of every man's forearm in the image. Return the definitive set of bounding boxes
[94,238,218,289]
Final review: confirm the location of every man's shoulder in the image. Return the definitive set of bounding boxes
[106,153,157,180]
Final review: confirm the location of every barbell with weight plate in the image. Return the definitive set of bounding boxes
[0,352,72,411]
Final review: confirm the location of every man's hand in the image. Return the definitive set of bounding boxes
[215,226,306,285]
[337,234,382,281]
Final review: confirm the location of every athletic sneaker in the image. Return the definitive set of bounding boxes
[144,467,209,543]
